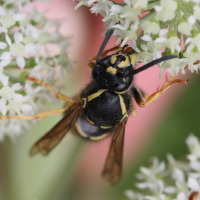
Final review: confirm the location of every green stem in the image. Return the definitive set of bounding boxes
[169,17,177,32]
[146,0,160,10]
[3,69,24,85]
[160,21,169,29]
[176,1,182,21]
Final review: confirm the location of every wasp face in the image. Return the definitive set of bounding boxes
[92,52,137,93]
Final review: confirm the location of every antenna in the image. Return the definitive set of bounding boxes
[96,29,114,61]
[125,55,178,77]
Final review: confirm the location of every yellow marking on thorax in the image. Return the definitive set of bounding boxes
[81,98,87,108]
[111,55,117,64]
[106,66,117,75]
[87,89,107,102]
[114,90,127,94]
[129,53,137,66]
[118,94,127,115]
[86,116,94,125]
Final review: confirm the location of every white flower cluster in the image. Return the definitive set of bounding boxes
[0,0,72,140]
[74,0,200,77]
[125,134,200,200]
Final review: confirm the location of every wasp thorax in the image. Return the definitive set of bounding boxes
[92,53,135,93]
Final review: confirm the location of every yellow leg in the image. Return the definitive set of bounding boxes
[135,75,188,107]
[27,76,74,103]
[130,97,137,117]
[0,102,76,121]
[189,192,198,200]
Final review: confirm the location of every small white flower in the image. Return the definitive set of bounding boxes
[90,1,113,15]
[144,181,166,200]
[164,37,180,54]
[183,49,200,72]
[167,154,190,172]
[113,20,138,46]
[186,134,200,157]
[124,190,144,200]
[176,192,188,200]
[178,20,193,35]
[189,32,200,53]
[160,57,180,76]
[136,158,166,183]
[188,176,200,191]
[120,6,139,21]
[155,0,177,21]
[0,42,7,49]
[0,76,21,102]
[0,5,26,28]
[141,20,160,35]
[188,15,196,25]
[132,0,148,10]
[137,51,154,64]
[74,0,93,10]
[141,29,167,56]
[194,6,200,20]
[0,14,15,28]
[10,43,25,57]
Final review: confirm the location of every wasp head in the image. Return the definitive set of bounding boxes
[92,52,137,93]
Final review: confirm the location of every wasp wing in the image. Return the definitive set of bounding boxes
[30,103,82,156]
[102,122,126,185]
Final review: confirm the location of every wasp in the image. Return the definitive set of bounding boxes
[0,29,188,185]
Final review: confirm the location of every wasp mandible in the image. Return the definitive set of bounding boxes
[0,29,188,185]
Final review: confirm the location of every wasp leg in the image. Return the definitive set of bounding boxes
[133,75,188,107]
[189,192,198,200]
[0,102,76,121]
[130,97,137,117]
[27,76,74,103]
[132,86,146,106]
[88,45,120,68]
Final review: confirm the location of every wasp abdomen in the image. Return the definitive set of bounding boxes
[75,114,114,140]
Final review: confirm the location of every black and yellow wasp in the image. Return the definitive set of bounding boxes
[1,29,187,185]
